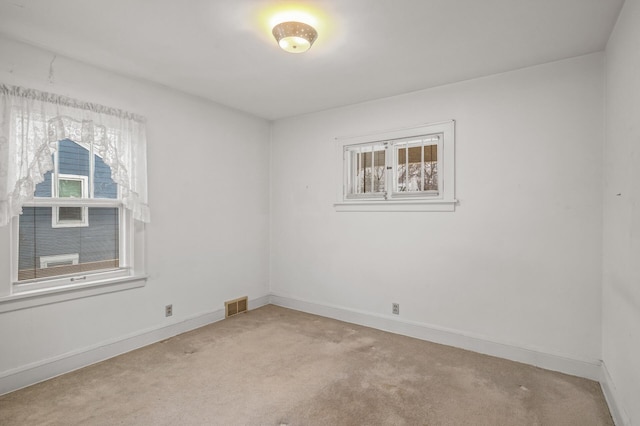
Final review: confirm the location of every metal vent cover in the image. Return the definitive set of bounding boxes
[225,296,248,318]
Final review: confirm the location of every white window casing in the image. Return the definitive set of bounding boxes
[0,85,149,312]
[2,204,146,311]
[10,203,139,291]
[335,120,457,212]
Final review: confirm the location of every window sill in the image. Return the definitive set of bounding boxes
[0,275,148,313]
[334,199,457,212]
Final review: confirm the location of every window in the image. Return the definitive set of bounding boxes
[52,174,89,227]
[0,85,150,306]
[336,120,456,211]
[16,139,124,286]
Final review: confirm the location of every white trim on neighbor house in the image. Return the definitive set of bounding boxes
[39,253,79,269]
[51,174,89,228]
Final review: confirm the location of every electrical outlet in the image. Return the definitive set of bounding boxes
[165,304,173,317]
[392,303,399,315]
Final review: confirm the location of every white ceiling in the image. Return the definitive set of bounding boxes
[0,0,624,120]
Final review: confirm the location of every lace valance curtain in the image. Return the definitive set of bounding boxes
[0,84,150,226]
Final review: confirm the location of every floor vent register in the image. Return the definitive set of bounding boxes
[225,296,248,318]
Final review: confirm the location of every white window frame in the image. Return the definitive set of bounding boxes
[1,141,146,311]
[1,205,146,313]
[0,89,149,314]
[10,199,137,292]
[335,120,457,212]
[392,135,441,196]
[52,174,89,228]
[0,204,147,313]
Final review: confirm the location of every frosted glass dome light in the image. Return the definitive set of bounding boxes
[272,21,318,53]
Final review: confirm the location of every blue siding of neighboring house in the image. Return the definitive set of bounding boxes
[20,139,119,274]
[18,207,119,271]
[95,156,117,198]
[36,171,52,197]
[35,139,117,198]
[58,137,90,177]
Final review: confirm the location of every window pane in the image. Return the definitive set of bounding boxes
[58,207,83,221]
[33,140,117,200]
[18,207,120,281]
[424,144,438,191]
[34,170,53,197]
[58,139,90,177]
[59,179,83,198]
[396,138,439,193]
[350,145,385,195]
[94,154,118,199]
[397,145,423,192]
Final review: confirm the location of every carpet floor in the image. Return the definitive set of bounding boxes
[0,305,613,425]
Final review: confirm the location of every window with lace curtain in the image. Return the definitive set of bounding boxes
[0,85,150,300]
[17,138,121,282]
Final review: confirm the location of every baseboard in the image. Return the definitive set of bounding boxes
[0,292,611,412]
[269,293,602,381]
[0,294,271,396]
[249,294,271,310]
[600,361,630,426]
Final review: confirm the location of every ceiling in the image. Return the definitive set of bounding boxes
[0,0,624,120]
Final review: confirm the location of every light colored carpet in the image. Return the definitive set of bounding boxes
[0,305,613,425]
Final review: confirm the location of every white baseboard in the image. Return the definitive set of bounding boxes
[250,294,271,310]
[600,361,630,426]
[0,294,270,396]
[1,292,618,421]
[269,293,602,381]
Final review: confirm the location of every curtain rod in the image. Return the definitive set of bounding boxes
[0,84,146,123]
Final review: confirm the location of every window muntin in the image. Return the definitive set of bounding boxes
[336,120,455,211]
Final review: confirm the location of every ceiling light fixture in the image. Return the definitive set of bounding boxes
[272,21,318,53]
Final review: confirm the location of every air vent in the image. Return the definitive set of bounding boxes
[225,296,248,318]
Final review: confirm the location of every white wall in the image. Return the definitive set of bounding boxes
[0,36,270,380]
[271,53,604,365]
[603,0,640,423]
[0,29,624,411]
